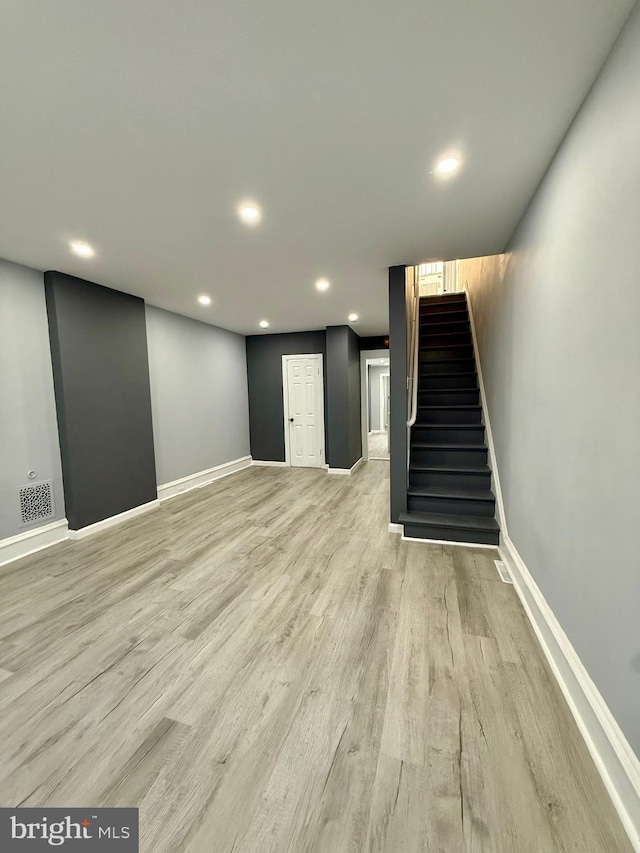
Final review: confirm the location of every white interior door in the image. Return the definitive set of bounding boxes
[284,356,324,468]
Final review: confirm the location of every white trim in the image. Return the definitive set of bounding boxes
[158,456,252,501]
[380,372,390,434]
[0,519,69,567]
[464,281,506,535]
[499,535,640,851]
[251,460,289,468]
[68,500,159,540]
[465,282,640,851]
[388,522,403,534]
[369,430,386,435]
[401,534,497,549]
[327,457,364,476]
[282,354,325,469]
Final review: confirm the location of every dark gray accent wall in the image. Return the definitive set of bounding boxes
[246,331,327,462]
[389,265,407,522]
[45,271,157,530]
[326,325,362,470]
[360,335,389,351]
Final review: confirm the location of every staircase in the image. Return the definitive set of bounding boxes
[399,292,500,545]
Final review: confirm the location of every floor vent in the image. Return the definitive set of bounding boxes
[494,559,513,584]
[19,481,54,525]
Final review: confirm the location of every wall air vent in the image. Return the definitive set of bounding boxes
[494,560,513,584]
[19,481,54,525]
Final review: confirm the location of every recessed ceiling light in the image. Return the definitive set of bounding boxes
[238,202,262,225]
[197,294,212,306]
[348,313,359,322]
[259,319,269,328]
[69,240,95,258]
[434,155,462,176]
[315,278,330,292]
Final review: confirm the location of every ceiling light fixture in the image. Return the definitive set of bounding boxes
[259,319,269,329]
[198,294,212,306]
[69,240,95,258]
[238,202,262,225]
[348,313,359,322]
[315,278,330,292]
[434,154,462,177]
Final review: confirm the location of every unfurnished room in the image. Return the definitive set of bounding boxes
[0,2,639,851]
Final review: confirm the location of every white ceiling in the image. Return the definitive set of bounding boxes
[0,1,634,336]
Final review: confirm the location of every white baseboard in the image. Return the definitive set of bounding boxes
[464,282,507,536]
[158,456,252,501]
[251,459,289,467]
[68,500,159,540]
[388,522,403,534]
[499,535,640,850]
[402,534,497,549]
[0,519,69,567]
[327,457,364,476]
[465,282,639,850]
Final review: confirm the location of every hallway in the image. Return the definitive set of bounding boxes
[0,462,631,851]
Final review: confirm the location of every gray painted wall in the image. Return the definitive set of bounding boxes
[368,365,388,431]
[461,4,640,754]
[0,259,65,539]
[146,306,251,485]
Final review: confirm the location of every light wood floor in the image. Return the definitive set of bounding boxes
[368,432,389,459]
[0,462,632,852]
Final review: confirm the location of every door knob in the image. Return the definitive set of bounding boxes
[289,417,294,422]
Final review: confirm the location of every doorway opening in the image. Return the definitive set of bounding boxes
[360,351,390,461]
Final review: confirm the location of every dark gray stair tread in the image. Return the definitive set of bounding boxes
[410,464,491,474]
[411,441,487,450]
[420,370,476,376]
[422,330,470,337]
[420,341,471,348]
[420,310,469,317]
[417,405,481,411]
[413,424,484,430]
[399,511,499,533]
[408,486,495,501]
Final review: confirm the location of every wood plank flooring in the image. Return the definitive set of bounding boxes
[0,462,632,851]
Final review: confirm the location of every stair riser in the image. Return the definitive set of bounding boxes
[411,447,488,467]
[419,389,480,405]
[408,494,496,517]
[420,332,472,348]
[410,469,492,491]
[419,309,469,325]
[412,426,485,444]
[421,360,476,376]
[420,346,474,362]
[420,374,477,390]
[420,320,470,336]
[420,296,466,313]
[403,522,499,546]
[417,408,482,425]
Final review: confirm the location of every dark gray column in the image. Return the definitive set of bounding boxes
[389,265,408,522]
[326,325,362,469]
[45,271,157,530]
